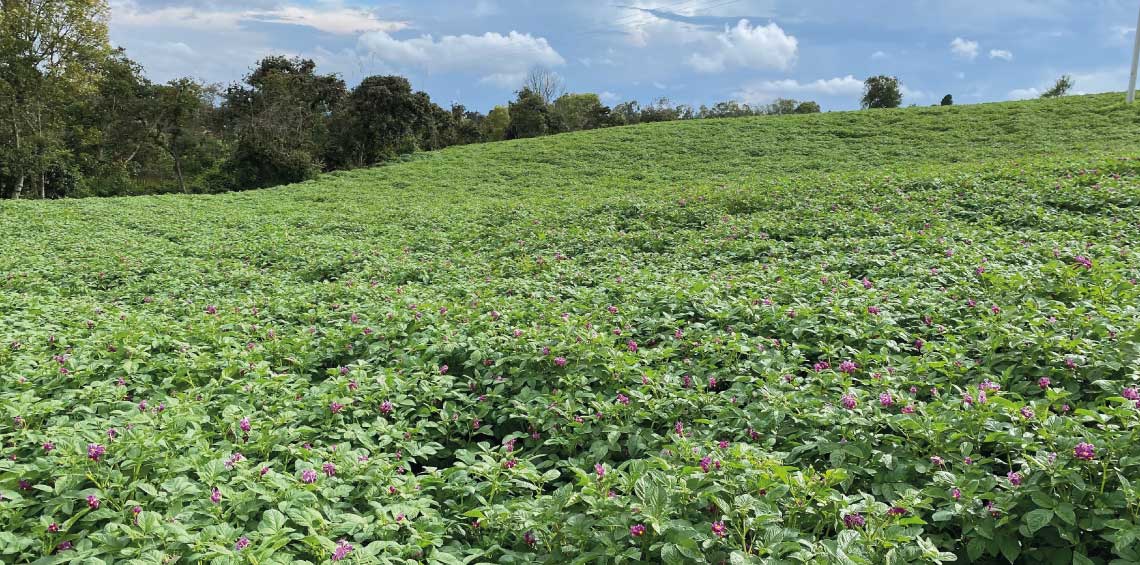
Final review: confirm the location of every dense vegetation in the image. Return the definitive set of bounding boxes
[0,1,821,200]
[2,93,1140,564]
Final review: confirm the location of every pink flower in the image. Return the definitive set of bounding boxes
[86,495,100,509]
[331,540,354,561]
[879,392,893,407]
[1074,442,1096,461]
[553,356,567,367]
[330,401,344,414]
[301,469,318,484]
[523,531,537,546]
[210,487,222,503]
[1123,388,1140,401]
[862,278,873,289]
[711,521,728,537]
[439,365,449,375]
[627,340,638,353]
[951,488,961,500]
[323,462,336,477]
[1020,406,1034,419]
[379,400,393,414]
[914,338,925,351]
[843,513,865,528]
[235,537,250,551]
[1074,256,1093,269]
[840,394,857,410]
[616,393,630,405]
[1007,471,1022,486]
[867,306,880,315]
[839,360,857,374]
[595,463,605,479]
[87,443,105,462]
[630,523,646,537]
[239,417,251,432]
[1038,377,1051,389]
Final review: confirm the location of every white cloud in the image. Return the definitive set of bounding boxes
[734,74,863,103]
[900,85,927,101]
[600,91,620,102]
[870,50,888,60]
[989,49,1013,61]
[950,37,979,60]
[110,0,407,35]
[358,30,565,86]
[687,19,798,73]
[1008,87,1041,100]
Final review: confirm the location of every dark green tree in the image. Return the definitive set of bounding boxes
[506,88,549,139]
[219,56,345,189]
[940,94,954,106]
[1040,75,1074,99]
[794,101,821,114]
[861,75,903,109]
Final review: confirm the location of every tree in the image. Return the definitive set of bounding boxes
[610,101,641,126]
[1040,75,1074,99]
[861,75,903,109]
[219,56,346,189]
[940,94,954,106]
[550,93,609,132]
[506,88,549,139]
[0,0,112,198]
[484,105,510,141]
[151,78,216,193]
[522,67,564,105]
[326,75,435,169]
[765,98,799,115]
[794,101,821,114]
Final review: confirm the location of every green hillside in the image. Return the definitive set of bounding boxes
[2,94,1140,564]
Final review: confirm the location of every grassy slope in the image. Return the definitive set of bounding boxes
[1,94,1140,562]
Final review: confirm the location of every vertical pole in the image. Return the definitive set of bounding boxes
[1129,2,1140,102]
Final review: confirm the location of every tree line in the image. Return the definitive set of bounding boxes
[0,1,829,199]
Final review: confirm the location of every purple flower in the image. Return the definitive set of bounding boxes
[1123,388,1140,401]
[840,394,857,410]
[1020,406,1035,419]
[553,356,567,367]
[951,488,962,500]
[210,487,222,503]
[862,277,873,289]
[914,338,925,351]
[1038,377,1051,389]
[839,360,858,374]
[594,463,605,479]
[138,400,148,411]
[87,495,100,509]
[842,513,865,528]
[205,305,217,315]
[331,539,354,561]
[523,531,537,546]
[711,521,728,537]
[57,541,73,552]
[627,340,638,353]
[888,506,907,516]
[439,364,449,375]
[699,456,712,473]
[379,400,393,414]
[87,444,105,462]
[1075,255,1093,269]
[674,421,685,436]
[1074,442,1096,461]
[867,305,881,315]
[930,456,944,466]
[330,401,344,414]
[235,537,250,551]
[813,361,831,372]
[323,462,336,477]
[879,392,894,407]
[301,469,318,484]
[616,393,630,405]
[630,523,646,537]
[48,522,60,533]
[1007,471,1023,486]
[239,417,251,432]
[43,442,55,452]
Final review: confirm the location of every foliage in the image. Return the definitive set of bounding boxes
[506,88,550,139]
[941,95,954,106]
[862,76,903,109]
[1041,76,1075,99]
[794,101,821,114]
[2,93,1140,563]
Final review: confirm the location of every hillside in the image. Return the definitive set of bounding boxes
[1,94,1140,564]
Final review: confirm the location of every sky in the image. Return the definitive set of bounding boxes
[108,0,1140,112]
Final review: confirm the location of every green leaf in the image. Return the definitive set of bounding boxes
[1024,509,1053,534]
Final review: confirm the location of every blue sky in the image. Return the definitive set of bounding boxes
[108,0,1140,112]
